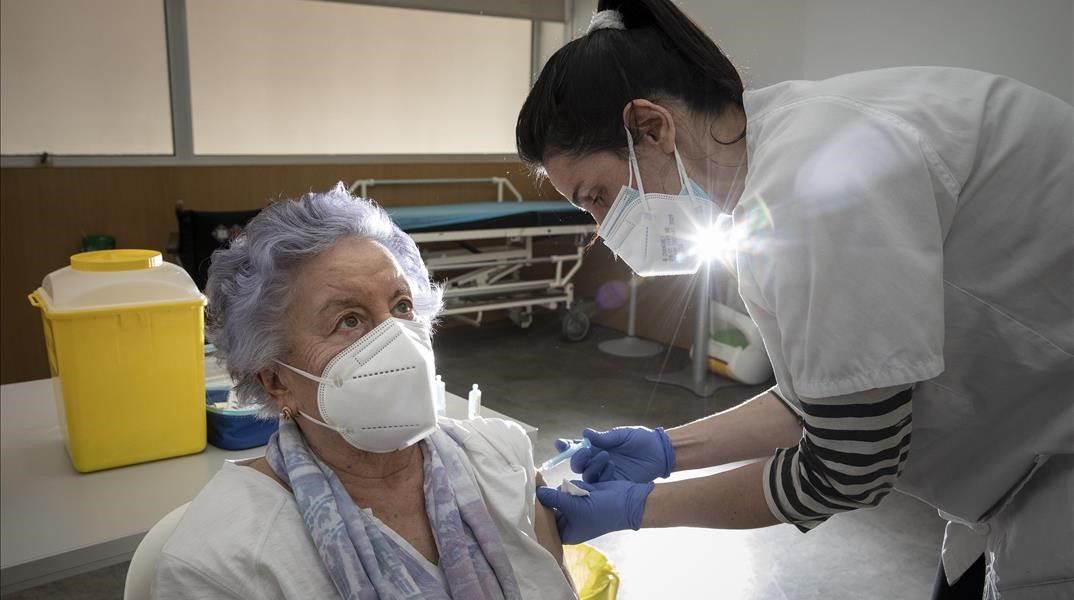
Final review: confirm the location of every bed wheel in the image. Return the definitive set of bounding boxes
[561,309,590,342]
[509,307,534,329]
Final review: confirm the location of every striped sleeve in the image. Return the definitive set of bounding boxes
[763,386,913,531]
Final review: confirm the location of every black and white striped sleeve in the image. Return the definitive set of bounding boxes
[763,386,913,531]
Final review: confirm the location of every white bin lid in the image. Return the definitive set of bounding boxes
[37,250,204,312]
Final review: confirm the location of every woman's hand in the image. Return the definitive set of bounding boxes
[558,426,675,484]
[536,479,655,544]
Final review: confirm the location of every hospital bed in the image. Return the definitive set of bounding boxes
[348,177,596,341]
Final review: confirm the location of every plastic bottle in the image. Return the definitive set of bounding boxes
[434,374,446,417]
[467,383,482,419]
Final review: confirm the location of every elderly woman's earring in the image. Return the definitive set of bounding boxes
[281,406,296,420]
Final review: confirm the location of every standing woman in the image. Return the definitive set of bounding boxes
[517,1,1073,599]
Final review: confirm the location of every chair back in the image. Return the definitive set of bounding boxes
[123,502,190,600]
[175,206,261,289]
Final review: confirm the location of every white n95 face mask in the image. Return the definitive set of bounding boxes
[599,128,716,277]
[276,317,438,453]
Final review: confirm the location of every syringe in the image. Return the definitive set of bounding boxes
[538,438,592,473]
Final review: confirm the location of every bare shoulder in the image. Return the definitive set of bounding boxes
[531,472,567,573]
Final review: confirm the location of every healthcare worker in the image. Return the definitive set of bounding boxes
[516,1,1074,598]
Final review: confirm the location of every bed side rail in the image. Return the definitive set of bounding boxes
[347,177,524,203]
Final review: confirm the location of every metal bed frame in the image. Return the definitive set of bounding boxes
[348,177,596,340]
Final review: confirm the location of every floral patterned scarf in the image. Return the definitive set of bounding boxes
[265,418,522,600]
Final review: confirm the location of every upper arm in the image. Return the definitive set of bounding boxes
[453,419,568,565]
[763,384,914,531]
[483,422,569,575]
[153,553,246,599]
[532,471,565,565]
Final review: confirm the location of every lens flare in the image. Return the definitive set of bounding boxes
[684,199,774,273]
[595,279,630,311]
[689,215,742,259]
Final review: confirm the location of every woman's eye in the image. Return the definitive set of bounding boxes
[583,194,609,213]
[337,314,361,331]
[394,299,414,315]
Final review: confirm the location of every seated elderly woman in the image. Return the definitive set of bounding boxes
[153,184,575,599]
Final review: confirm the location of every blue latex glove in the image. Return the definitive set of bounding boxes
[555,426,675,484]
[535,479,654,544]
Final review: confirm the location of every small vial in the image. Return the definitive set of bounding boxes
[467,383,482,419]
[434,375,446,417]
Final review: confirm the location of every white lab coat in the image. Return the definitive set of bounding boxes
[734,67,1073,597]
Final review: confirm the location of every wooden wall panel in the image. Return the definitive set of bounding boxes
[0,162,550,384]
[0,162,709,384]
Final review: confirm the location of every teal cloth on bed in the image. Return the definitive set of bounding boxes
[383,201,578,231]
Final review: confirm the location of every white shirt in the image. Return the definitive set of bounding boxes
[736,67,1073,525]
[152,417,575,599]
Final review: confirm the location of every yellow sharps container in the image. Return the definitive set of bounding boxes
[28,250,207,472]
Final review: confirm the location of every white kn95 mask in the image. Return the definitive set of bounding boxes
[599,127,716,277]
[276,317,438,453]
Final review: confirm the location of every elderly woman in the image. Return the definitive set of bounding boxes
[153,184,575,599]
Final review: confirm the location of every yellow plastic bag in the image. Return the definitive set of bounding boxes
[563,543,619,600]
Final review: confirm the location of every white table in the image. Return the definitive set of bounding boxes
[0,378,535,594]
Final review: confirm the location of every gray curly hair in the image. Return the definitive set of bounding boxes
[205,183,442,416]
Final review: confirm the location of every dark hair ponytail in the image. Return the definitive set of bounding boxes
[516,0,743,168]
